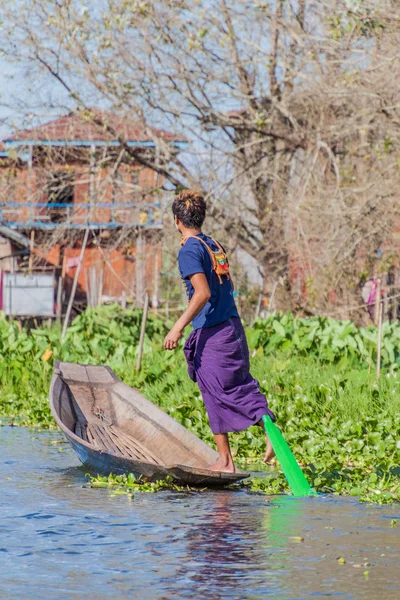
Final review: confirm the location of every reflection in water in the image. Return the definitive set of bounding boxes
[1,427,400,600]
[176,491,301,598]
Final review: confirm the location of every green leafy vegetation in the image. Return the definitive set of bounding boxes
[0,306,399,503]
[250,312,400,367]
[86,473,189,495]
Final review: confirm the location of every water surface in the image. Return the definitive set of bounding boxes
[0,427,399,599]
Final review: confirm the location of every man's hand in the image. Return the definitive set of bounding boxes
[163,273,210,351]
[163,325,183,350]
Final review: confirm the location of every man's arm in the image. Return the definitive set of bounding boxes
[163,273,211,350]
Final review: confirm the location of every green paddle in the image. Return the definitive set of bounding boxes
[262,414,317,497]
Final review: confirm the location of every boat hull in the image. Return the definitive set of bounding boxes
[50,361,249,487]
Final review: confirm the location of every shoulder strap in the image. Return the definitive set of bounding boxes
[181,235,218,269]
[181,235,230,285]
[209,237,225,253]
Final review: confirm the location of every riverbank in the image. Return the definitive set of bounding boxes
[0,307,399,503]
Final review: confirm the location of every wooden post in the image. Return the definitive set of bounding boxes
[89,266,97,307]
[121,290,127,309]
[28,230,35,275]
[152,243,160,313]
[61,228,89,341]
[374,279,381,326]
[98,267,104,305]
[27,145,33,224]
[136,293,149,371]
[56,254,66,325]
[135,234,142,308]
[376,297,383,380]
[56,275,63,325]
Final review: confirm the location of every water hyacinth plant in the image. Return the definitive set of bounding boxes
[250,312,400,367]
[0,306,399,503]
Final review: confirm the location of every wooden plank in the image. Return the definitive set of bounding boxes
[136,293,149,371]
[85,365,115,385]
[220,471,250,481]
[106,428,135,458]
[111,425,165,466]
[88,424,110,452]
[107,427,141,459]
[68,385,94,421]
[59,363,90,383]
[86,425,99,448]
[111,383,219,466]
[109,428,151,462]
[167,464,249,486]
[90,424,122,456]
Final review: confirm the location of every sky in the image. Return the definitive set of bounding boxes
[0,56,73,140]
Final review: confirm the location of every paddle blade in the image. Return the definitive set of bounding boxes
[262,415,317,497]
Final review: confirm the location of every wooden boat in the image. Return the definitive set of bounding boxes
[49,361,249,487]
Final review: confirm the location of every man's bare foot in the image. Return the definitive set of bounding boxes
[264,436,276,464]
[208,456,236,473]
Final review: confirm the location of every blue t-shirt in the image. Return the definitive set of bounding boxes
[178,233,239,330]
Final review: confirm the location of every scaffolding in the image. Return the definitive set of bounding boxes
[0,201,163,229]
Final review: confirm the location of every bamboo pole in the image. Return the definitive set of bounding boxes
[89,266,97,307]
[374,279,381,326]
[61,228,89,341]
[56,254,66,325]
[136,293,149,371]
[376,297,383,380]
[152,243,160,314]
[56,276,63,325]
[135,233,143,308]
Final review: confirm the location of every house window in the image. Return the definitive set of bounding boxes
[47,170,75,223]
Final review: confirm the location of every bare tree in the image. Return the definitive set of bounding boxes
[1,0,400,316]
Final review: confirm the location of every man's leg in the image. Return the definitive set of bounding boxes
[264,435,276,464]
[258,419,276,464]
[208,433,235,473]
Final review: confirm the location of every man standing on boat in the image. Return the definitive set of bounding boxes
[163,190,276,473]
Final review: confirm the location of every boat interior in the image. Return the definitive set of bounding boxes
[51,362,219,469]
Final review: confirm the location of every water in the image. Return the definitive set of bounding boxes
[0,427,399,600]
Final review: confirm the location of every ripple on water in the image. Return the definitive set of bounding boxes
[0,426,399,600]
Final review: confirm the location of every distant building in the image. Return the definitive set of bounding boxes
[0,110,186,316]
